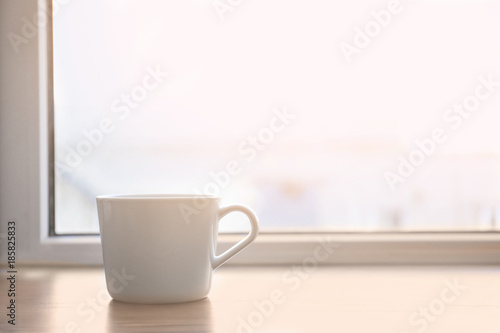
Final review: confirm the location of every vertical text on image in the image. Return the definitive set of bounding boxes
[5,220,17,326]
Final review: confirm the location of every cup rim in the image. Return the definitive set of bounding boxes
[96,194,219,200]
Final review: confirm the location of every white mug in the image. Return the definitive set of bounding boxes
[97,194,259,304]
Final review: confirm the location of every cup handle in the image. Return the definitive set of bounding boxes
[212,205,259,269]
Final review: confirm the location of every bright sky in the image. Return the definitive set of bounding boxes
[53,0,500,233]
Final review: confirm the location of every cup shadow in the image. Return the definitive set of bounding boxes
[105,297,213,332]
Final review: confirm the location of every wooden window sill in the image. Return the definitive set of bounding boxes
[2,265,500,332]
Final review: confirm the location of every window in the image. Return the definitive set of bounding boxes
[53,0,500,234]
[2,0,500,264]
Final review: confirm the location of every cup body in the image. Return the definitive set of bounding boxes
[97,194,220,304]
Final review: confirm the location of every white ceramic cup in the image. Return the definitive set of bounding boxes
[97,194,259,304]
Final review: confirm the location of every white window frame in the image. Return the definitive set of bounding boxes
[1,0,500,265]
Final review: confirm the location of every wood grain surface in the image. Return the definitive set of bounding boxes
[1,265,500,332]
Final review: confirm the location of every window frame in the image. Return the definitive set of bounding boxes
[1,0,500,265]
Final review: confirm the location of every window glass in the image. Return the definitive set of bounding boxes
[54,0,500,234]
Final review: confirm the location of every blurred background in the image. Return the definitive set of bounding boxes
[53,0,500,234]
